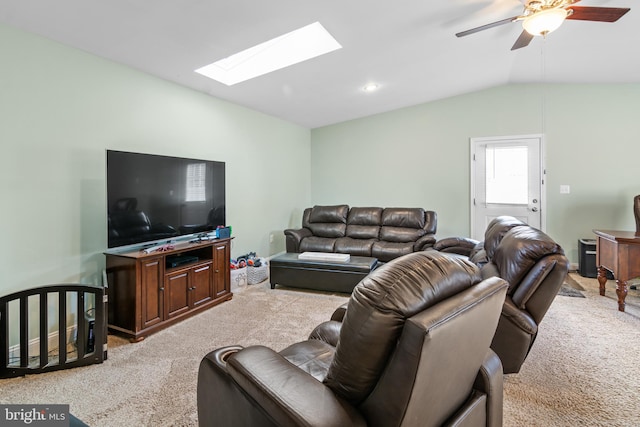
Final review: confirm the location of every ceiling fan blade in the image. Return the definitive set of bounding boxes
[455,16,519,38]
[566,6,630,22]
[511,30,534,51]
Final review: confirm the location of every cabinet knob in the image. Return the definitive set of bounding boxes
[159,287,165,292]
[215,269,219,273]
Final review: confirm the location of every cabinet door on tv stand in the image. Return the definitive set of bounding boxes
[213,242,230,297]
[165,269,191,319]
[192,262,214,307]
[140,258,164,329]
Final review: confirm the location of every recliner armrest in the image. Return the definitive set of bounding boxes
[227,346,366,427]
[414,233,437,251]
[433,237,480,256]
[330,302,349,322]
[501,297,537,335]
[309,320,342,346]
[474,350,503,427]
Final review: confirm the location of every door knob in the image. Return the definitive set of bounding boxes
[531,207,539,212]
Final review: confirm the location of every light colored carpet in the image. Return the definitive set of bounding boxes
[504,273,640,426]
[1,275,639,426]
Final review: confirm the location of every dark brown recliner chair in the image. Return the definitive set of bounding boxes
[197,251,508,427]
[433,216,570,373]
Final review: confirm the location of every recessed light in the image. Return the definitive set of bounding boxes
[195,22,342,86]
[363,83,379,92]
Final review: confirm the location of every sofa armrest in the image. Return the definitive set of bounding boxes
[433,237,480,256]
[284,228,313,253]
[414,233,437,251]
[228,346,366,427]
[474,350,503,427]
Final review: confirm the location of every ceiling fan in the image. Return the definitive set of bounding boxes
[455,0,630,50]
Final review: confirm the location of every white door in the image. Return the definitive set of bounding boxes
[470,135,544,241]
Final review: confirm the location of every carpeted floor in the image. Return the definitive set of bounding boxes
[503,272,640,426]
[1,274,639,426]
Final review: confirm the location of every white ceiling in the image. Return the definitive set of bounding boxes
[1,0,637,128]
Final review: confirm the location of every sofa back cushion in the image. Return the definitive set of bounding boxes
[348,207,383,225]
[381,208,425,229]
[379,208,427,243]
[324,251,481,405]
[307,205,349,238]
[345,207,382,240]
[492,225,565,293]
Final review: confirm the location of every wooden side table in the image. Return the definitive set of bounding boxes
[593,229,640,312]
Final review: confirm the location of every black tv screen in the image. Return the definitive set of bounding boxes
[106,150,225,249]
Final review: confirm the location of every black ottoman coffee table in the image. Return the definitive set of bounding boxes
[269,253,378,293]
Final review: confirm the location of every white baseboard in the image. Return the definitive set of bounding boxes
[8,325,77,362]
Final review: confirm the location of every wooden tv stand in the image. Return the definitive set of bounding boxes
[105,238,233,341]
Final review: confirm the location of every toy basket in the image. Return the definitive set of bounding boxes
[247,259,268,285]
[230,267,247,290]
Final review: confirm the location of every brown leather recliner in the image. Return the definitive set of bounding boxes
[197,251,508,427]
[433,216,570,374]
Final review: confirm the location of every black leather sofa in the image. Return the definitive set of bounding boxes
[284,205,437,262]
[433,216,570,373]
[198,251,507,426]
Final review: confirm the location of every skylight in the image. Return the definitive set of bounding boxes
[195,22,342,86]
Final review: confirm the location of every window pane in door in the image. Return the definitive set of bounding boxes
[485,145,528,204]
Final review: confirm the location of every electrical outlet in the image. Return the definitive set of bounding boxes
[269,233,274,243]
[560,185,570,194]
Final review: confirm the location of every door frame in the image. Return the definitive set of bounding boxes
[469,134,547,240]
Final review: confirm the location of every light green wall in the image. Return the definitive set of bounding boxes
[3,21,638,299]
[311,84,640,264]
[0,24,311,295]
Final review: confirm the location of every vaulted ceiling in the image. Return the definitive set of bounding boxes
[1,0,636,128]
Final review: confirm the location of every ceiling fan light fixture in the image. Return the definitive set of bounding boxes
[522,8,568,36]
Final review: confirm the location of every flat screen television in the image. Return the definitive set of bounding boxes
[106,150,225,249]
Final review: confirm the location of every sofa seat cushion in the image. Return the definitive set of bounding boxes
[280,339,336,382]
[379,226,426,243]
[372,241,415,262]
[335,237,375,257]
[300,236,337,253]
